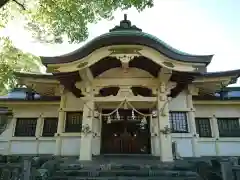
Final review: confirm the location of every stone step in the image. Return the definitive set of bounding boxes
[50,176,200,180]
[58,163,180,171]
[57,159,194,171]
[54,169,198,177]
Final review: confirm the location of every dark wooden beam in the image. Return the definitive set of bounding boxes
[53,71,83,97]
[89,57,121,77]
[170,72,196,98]
[129,56,161,77]
[170,82,188,98]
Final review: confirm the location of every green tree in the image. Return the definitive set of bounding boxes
[0,37,41,95]
[30,0,153,43]
[0,1,41,95]
[0,0,26,9]
[2,0,153,43]
[0,0,153,94]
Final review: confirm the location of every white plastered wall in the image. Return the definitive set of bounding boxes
[2,68,240,158]
[150,91,194,157]
[195,104,240,157]
[2,95,240,157]
[168,91,193,157]
[0,75,194,157]
[60,92,84,156]
[0,104,59,155]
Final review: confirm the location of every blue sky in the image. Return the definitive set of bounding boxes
[5,0,240,73]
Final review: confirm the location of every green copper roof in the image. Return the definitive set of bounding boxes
[108,14,192,56]
[41,14,213,65]
[96,30,193,56]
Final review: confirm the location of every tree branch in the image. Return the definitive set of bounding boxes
[12,0,26,10]
[0,0,9,8]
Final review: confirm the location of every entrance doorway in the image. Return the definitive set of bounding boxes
[100,109,151,154]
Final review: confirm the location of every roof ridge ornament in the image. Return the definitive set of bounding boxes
[124,14,127,21]
[109,14,142,32]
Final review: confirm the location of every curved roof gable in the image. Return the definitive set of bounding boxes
[41,14,213,65]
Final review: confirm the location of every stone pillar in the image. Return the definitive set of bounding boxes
[157,83,173,162]
[186,86,199,157]
[55,88,67,156]
[79,101,94,161]
[211,115,220,156]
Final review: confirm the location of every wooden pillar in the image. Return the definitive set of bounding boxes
[35,114,43,155]
[186,86,199,157]
[157,83,173,162]
[79,100,94,160]
[7,117,17,155]
[151,115,160,156]
[55,87,67,156]
[211,115,220,156]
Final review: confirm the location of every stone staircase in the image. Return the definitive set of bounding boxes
[47,155,202,180]
[0,155,232,180]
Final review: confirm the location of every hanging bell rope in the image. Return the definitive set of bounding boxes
[79,97,170,120]
[125,101,153,117]
[82,100,126,117]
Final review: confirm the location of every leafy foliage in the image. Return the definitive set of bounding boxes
[2,0,153,43]
[0,0,27,27]
[28,0,154,43]
[0,38,41,95]
[0,0,9,9]
[0,1,41,95]
[0,0,153,94]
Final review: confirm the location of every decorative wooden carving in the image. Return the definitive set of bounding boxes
[80,86,92,96]
[54,71,83,97]
[117,86,134,97]
[162,61,174,68]
[77,61,88,69]
[109,47,141,71]
[167,82,177,95]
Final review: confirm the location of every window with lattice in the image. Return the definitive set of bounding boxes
[0,114,8,134]
[169,112,188,133]
[42,118,58,137]
[14,118,37,137]
[65,112,83,132]
[195,118,212,137]
[217,118,240,137]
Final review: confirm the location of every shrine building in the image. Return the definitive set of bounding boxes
[1,15,240,162]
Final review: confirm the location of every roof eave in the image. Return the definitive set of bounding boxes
[14,72,56,79]
[201,69,240,78]
[40,33,213,66]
